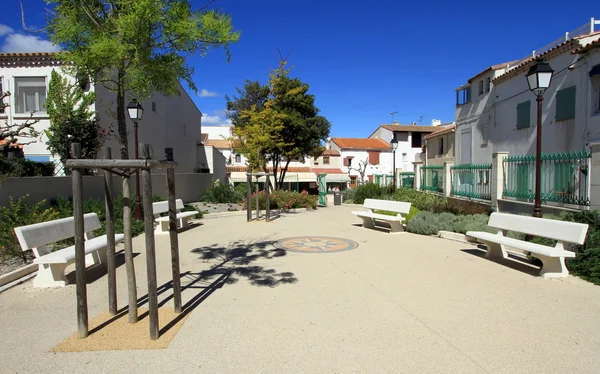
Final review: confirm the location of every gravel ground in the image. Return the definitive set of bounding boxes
[0,256,30,276]
[190,202,243,214]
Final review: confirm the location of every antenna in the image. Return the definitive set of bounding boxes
[390,111,398,123]
[419,115,425,125]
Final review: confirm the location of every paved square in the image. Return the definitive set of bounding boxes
[1,205,600,373]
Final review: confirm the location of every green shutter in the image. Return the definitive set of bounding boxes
[516,100,531,129]
[556,86,576,121]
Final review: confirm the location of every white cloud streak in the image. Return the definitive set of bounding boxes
[0,24,14,37]
[198,89,219,98]
[202,114,232,126]
[0,26,60,53]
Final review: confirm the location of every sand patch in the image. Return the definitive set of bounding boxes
[53,307,189,352]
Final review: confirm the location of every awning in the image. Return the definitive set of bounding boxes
[325,174,351,182]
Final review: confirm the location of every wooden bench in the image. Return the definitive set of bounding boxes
[152,199,199,234]
[14,213,125,288]
[466,212,588,278]
[351,198,411,233]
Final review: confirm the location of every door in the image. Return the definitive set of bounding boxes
[317,174,327,206]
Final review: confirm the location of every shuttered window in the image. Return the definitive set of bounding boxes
[555,86,576,121]
[516,100,531,129]
[368,151,380,165]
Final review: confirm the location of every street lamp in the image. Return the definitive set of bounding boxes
[525,60,554,218]
[127,99,144,221]
[391,138,398,192]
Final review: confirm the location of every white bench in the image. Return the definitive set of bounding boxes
[14,213,125,288]
[152,199,199,234]
[466,212,588,278]
[351,198,411,233]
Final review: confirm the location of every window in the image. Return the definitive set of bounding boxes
[323,156,330,165]
[478,80,484,95]
[235,154,241,163]
[0,78,4,114]
[591,74,600,113]
[344,157,353,167]
[15,77,46,113]
[368,151,380,165]
[411,132,422,148]
[152,102,157,112]
[486,77,491,92]
[439,137,444,155]
[456,86,471,105]
[402,153,407,161]
[555,85,576,121]
[516,100,531,129]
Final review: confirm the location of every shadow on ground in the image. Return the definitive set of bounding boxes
[66,250,140,285]
[461,248,540,277]
[191,239,298,287]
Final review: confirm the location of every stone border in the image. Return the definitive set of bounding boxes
[201,208,312,220]
[437,230,480,244]
[0,263,37,292]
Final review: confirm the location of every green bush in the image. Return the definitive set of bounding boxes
[562,210,600,284]
[0,196,60,261]
[342,188,356,204]
[0,157,55,177]
[452,214,496,234]
[244,190,318,210]
[374,206,420,222]
[406,211,455,236]
[200,182,244,204]
[392,188,444,211]
[353,183,393,205]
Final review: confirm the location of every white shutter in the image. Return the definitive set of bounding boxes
[460,131,472,164]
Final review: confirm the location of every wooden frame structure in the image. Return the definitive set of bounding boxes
[246,172,271,222]
[66,143,182,340]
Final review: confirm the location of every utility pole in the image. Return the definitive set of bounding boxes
[390,111,398,123]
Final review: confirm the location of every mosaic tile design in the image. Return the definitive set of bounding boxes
[274,236,358,253]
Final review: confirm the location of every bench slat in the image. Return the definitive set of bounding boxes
[363,199,411,214]
[352,211,404,222]
[466,231,576,258]
[34,234,125,264]
[152,199,185,216]
[487,213,588,244]
[155,211,198,221]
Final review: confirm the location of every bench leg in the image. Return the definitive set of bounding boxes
[155,220,169,235]
[33,263,68,288]
[85,249,107,267]
[360,216,375,229]
[179,217,190,229]
[483,241,507,260]
[536,254,569,278]
[388,220,404,233]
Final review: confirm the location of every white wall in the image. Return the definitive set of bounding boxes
[203,125,231,139]
[339,149,394,182]
[370,127,427,172]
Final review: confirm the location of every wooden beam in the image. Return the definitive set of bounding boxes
[247,173,252,222]
[103,147,117,315]
[71,143,88,338]
[165,148,182,313]
[122,167,138,323]
[66,159,178,170]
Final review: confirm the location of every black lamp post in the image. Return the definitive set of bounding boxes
[127,99,144,221]
[391,138,398,192]
[525,60,554,218]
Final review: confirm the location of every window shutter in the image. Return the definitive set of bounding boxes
[368,151,380,165]
[343,157,349,166]
[516,100,531,129]
[556,86,576,121]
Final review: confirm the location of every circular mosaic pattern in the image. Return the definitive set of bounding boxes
[274,236,358,253]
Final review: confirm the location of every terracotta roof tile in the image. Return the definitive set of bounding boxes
[205,139,231,148]
[200,133,209,143]
[573,37,600,53]
[466,60,518,83]
[321,149,340,156]
[0,139,24,149]
[331,137,391,150]
[226,166,312,173]
[312,168,345,174]
[379,124,438,133]
[0,52,63,68]
[424,125,455,140]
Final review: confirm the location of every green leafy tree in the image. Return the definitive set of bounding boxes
[0,92,40,155]
[45,70,106,174]
[228,59,331,189]
[45,0,240,160]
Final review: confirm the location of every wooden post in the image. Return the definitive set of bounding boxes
[165,148,182,313]
[255,176,259,220]
[246,173,252,222]
[265,174,270,222]
[122,171,138,323]
[141,144,159,340]
[71,143,88,338]
[103,147,117,315]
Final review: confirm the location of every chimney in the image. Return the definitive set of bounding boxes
[411,122,417,126]
[431,119,441,127]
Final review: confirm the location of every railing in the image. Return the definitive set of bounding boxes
[229,174,300,192]
[420,165,443,193]
[503,151,591,206]
[450,164,492,200]
[399,172,415,189]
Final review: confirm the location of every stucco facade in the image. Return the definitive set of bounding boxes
[424,125,455,167]
[368,124,437,172]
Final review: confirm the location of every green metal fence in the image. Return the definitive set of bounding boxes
[420,165,444,193]
[399,172,415,189]
[450,164,492,200]
[503,151,591,206]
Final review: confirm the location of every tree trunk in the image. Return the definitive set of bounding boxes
[116,68,129,160]
[279,159,291,190]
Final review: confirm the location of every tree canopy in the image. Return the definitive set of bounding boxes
[45,0,240,159]
[227,60,331,189]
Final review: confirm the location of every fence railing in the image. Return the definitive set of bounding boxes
[228,175,300,192]
[450,164,492,200]
[503,151,591,206]
[399,172,415,189]
[420,165,443,193]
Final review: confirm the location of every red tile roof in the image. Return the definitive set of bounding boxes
[424,125,455,140]
[205,139,231,148]
[200,133,209,143]
[0,52,63,68]
[573,37,600,53]
[379,124,437,133]
[466,60,518,83]
[320,149,340,156]
[227,166,312,173]
[312,168,345,174]
[331,137,391,150]
[0,139,24,149]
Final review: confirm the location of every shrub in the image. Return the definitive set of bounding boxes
[353,183,392,205]
[392,188,444,211]
[0,157,55,177]
[435,198,491,216]
[374,206,420,222]
[244,190,318,210]
[342,188,356,204]
[200,182,244,204]
[0,196,60,261]
[452,214,496,234]
[562,210,600,285]
[407,211,454,236]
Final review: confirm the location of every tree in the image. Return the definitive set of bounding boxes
[45,70,108,174]
[349,157,368,184]
[45,0,240,160]
[0,92,40,154]
[228,59,331,189]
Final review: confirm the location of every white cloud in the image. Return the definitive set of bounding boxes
[198,89,219,98]
[0,24,14,37]
[202,113,232,126]
[0,33,60,53]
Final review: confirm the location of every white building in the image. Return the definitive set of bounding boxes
[0,52,205,173]
[328,137,394,186]
[454,19,600,165]
[368,122,438,173]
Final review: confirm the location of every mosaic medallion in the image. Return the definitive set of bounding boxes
[274,236,358,253]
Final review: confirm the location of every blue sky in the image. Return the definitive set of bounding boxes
[1,0,599,137]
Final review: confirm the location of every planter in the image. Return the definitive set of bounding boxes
[0,263,37,290]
